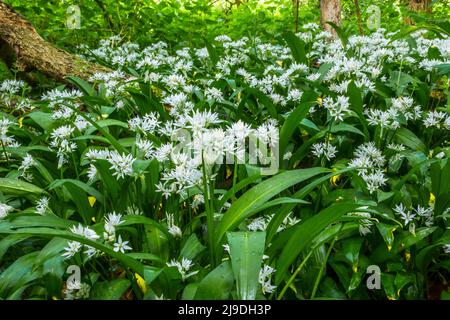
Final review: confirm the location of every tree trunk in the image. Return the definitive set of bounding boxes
[409,0,431,12]
[320,0,341,35]
[293,0,300,33]
[0,1,110,82]
[354,0,364,35]
[405,0,432,25]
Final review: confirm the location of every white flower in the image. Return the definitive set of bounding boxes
[259,264,276,294]
[108,152,135,179]
[64,280,90,300]
[311,142,337,160]
[70,224,100,241]
[393,203,416,226]
[247,217,268,231]
[322,96,350,122]
[0,79,25,95]
[106,212,124,227]
[443,244,450,254]
[36,196,49,215]
[166,257,199,281]
[18,154,35,172]
[0,203,14,219]
[113,235,132,253]
[62,241,82,259]
[166,213,182,238]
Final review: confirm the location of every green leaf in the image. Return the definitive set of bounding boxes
[0,225,145,275]
[214,167,329,252]
[66,76,95,96]
[180,233,206,260]
[283,31,307,64]
[326,22,348,47]
[227,231,266,300]
[395,128,426,152]
[0,178,46,197]
[194,261,234,300]
[90,279,130,300]
[274,203,363,284]
[376,223,398,252]
[28,111,53,131]
[279,93,317,158]
[49,179,104,203]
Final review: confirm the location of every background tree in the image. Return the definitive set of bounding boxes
[320,0,341,35]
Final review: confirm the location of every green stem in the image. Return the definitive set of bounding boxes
[310,235,338,299]
[276,249,314,300]
[1,141,10,166]
[201,153,216,267]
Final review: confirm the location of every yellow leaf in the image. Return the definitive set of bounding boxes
[91,217,96,223]
[135,273,147,294]
[52,296,59,300]
[18,117,24,128]
[429,192,435,206]
[317,97,323,106]
[88,196,96,207]
[330,175,341,187]
[226,166,232,179]
[405,251,411,262]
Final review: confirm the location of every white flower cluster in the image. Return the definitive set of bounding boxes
[0,202,14,219]
[259,264,276,294]
[62,213,131,260]
[348,142,387,194]
[247,212,300,233]
[393,203,434,234]
[166,257,199,281]
[64,279,91,300]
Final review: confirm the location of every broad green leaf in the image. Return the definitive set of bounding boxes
[180,233,206,261]
[227,231,266,300]
[283,31,307,64]
[214,167,330,252]
[275,203,363,284]
[0,178,46,197]
[90,279,130,300]
[194,261,234,300]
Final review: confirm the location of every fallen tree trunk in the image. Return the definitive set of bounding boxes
[0,0,111,82]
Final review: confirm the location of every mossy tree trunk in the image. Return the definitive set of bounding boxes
[0,0,110,82]
[320,0,341,36]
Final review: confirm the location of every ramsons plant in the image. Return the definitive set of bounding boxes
[0,22,449,300]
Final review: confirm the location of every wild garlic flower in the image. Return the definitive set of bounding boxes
[62,224,100,260]
[311,142,337,161]
[166,213,182,238]
[103,212,125,243]
[0,79,25,96]
[35,196,49,215]
[64,280,91,300]
[322,96,351,122]
[113,235,132,253]
[166,257,199,281]
[0,203,14,219]
[108,151,135,179]
[349,142,387,193]
[259,264,276,294]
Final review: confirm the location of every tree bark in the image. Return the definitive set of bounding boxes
[354,0,364,35]
[405,0,432,25]
[409,0,431,12]
[320,0,341,36]
[0,1,111,82]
